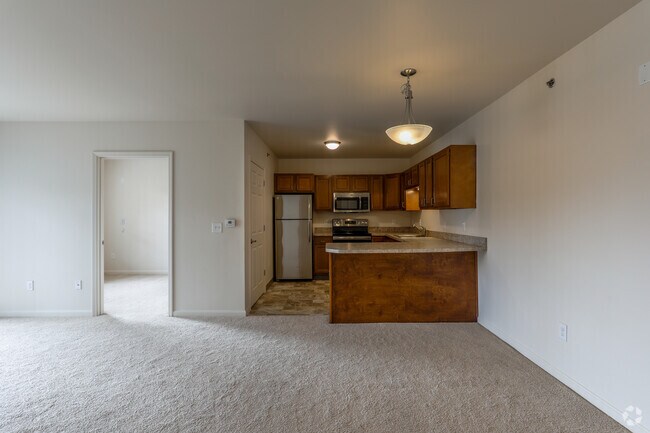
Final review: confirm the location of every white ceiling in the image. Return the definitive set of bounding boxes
[0,0,640,158]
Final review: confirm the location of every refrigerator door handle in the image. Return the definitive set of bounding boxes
[308,220,312,243]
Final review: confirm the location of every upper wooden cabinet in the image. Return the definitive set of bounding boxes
[332,175,369,192]
[411,165,419,187]
[403,165,420,188]
[351,175,369,192]
[424,157,434,209]
[432,145,476,209]
[332,175,351,192]
[295,174,315,192]
[370,176,384,211]
[383,174,401,210]
[274,173,314,193]
[274,174,294,193]
[314,175,332,211]
[418,161,427,208]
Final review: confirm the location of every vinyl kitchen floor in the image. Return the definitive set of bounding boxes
[250,280,330,315]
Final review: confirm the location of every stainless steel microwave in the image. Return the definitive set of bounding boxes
[333,192,370,213]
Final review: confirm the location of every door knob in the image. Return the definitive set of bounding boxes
[250,239,257,244]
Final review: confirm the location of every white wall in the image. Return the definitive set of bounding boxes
[244,123,277,311]
[0,121,246,317]
[411,2,650,430]
[103,159,169,274]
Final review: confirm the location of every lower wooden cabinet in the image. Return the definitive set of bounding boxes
[313,236,332,276]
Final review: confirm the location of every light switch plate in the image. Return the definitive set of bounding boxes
[211,222,223,233]
[640,62,649,86]
[75,280,82,290]
[26,280,34,291]
[225,218,236,228]
[559,322,568,342]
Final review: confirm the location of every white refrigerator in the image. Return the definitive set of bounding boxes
[274,195,312,280]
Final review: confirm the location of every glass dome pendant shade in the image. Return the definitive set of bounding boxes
[385,69,432,145]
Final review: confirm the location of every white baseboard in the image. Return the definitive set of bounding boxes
[0,310,93,318]
[480,318,648,433]
[173,310,246,319]
[104,271,168,275]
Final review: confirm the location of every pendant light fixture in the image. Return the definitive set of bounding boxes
[385,68,432,145]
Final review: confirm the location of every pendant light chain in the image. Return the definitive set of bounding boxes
[401,74,416,125]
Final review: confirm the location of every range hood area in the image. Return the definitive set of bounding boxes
[405,187,421,211]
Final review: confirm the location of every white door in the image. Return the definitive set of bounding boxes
[250,162,266,305]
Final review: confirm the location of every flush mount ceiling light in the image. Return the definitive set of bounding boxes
[385,68,432,145]
[324,140,340,150]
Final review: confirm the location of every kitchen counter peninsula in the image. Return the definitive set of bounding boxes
[326,234,485,324]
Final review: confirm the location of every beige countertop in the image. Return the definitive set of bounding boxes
[326,234,484,254]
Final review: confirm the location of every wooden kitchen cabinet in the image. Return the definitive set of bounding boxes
[370,176,384,211]
[332,175,351,192]
[418,161,427,208]
[424,157,434,209]
[351,175,369,192]
[274,173,314,193]
[313,236,332,277]
[402,165,419,189]
[274,174,294,193]
[401,172,408,210]
[332,175,369,192]
[432,145,476,209]
[274,144,476,210]
[383,174,401,210]
[295,174,315,192]
[410,165,420,187]
[314,175,332,211]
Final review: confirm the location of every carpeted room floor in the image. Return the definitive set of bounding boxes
[0,277,626,433]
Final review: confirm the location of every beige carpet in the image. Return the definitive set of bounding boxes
[104,273,168,316]
[0,319,627,433]
[0,277,626,432]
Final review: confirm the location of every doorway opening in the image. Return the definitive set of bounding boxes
[92,152,173,317]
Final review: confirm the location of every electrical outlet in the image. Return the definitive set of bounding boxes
[75,280,82,290]
[26,280,34,291]
[559,322,568,342]
[640,62,649,86]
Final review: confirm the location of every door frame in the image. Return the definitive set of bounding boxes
[92,151,174,317]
